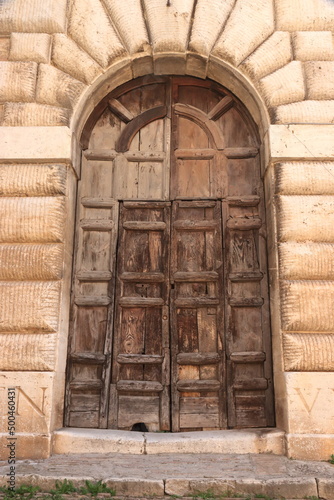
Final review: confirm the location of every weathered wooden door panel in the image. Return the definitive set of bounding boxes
[224,197,275,427]
[111,202,170,430]
[65,155,119,429]
[66,76,275,431]
[171,201,226,431]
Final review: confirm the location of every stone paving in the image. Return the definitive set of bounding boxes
[0,453,333,498]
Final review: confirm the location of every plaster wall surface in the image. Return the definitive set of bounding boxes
[0,0,333,460]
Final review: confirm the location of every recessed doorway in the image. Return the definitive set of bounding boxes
[64,76,274,431]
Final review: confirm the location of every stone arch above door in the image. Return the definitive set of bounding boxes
[64,76,275,431]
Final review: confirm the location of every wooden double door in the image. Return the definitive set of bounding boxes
[65,76,274,431]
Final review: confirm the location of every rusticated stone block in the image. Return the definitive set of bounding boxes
[103,0,149,54]
[275,162,334,195]
[142,0,194,53]
[240,32,292,80]
[10,33,51,63]
[212,0,274,66]
[52,34,102,85]
[292,31,334,61]
[0,244,63,280]
[0,334,56,371]
[0,163,66,196]
[68,0,126,68]
[305,62,334,100]
[0,61,37,102]
[2,103,70,126]
[260,61,305,107]
[0,197,65,243]
[0,37,10,61]
[284,333,334,371]
[189,0,234,56]
[281,280,334,332]
[36,64,86,109]
[0,281,61,333]
[279,242,334,280]
[277,195,334,242]
[0,0,67,34]
[272,100,334,124]
[275,0,334,31]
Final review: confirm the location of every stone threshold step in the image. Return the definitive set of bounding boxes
[1,476,332,499]
[53,428,285,455]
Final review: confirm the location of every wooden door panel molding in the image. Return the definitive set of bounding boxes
[66,76,275,432]
[174,103,225,150]
[116,106,167,152]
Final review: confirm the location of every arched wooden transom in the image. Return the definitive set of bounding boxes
[65,76,274,432]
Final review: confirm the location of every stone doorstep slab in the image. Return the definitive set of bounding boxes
[52,428,285,455]
[0,475,328,499]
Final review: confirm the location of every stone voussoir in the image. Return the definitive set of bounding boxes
[189,0,234,56]
[305,61,334,100]
[52,34,103,85]
[292,31,334,61]
[0,61,37,103]
[212,0,274,67]
[240,31,292,81]
[9,33,51,64]
[36,64,86,109]
[260,61,305,107]
[275,0,334,31]
[0,0,68,34]
[68,0,126,68]
[102,0,149,55]
[142,0,194,53]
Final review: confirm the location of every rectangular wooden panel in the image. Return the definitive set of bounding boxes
[118,396,160,428]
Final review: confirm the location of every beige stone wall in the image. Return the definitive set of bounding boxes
[0,0,333,460]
